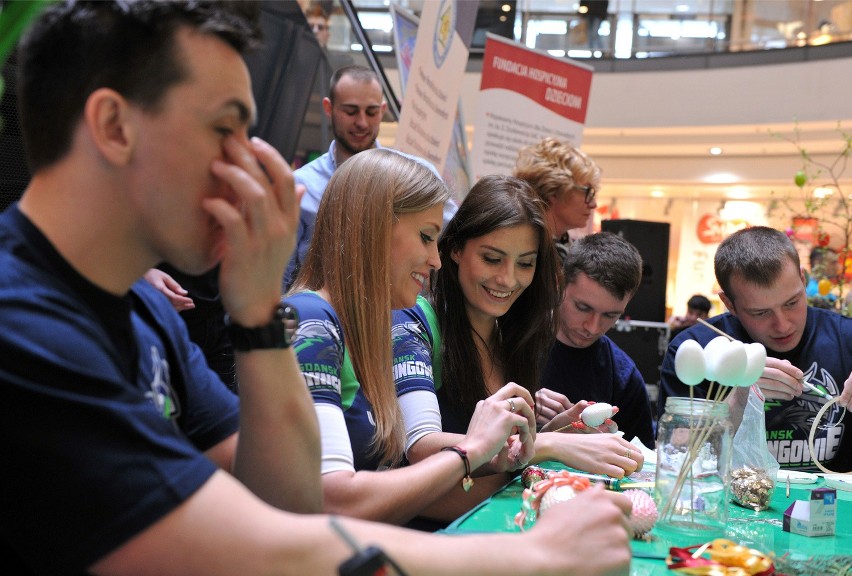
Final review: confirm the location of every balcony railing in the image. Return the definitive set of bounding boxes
[317,0,852,61]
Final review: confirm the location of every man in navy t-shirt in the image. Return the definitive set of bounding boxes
[658,226,852,472]
[0,2,323,572]
[538,232,655,447]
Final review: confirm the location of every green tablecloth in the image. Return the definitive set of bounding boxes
[444,464,852,575]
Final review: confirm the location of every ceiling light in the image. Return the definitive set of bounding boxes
[651,189,665,198]
[501,3,512,12]
[720,201,764,222]
[704,173,738,184]
[709,147,722,155]
[727,186,751,199]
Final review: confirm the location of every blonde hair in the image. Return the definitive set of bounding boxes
[291,149,450,466]
[513,137,601,205]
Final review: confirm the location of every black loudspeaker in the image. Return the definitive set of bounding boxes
[1,53,31,212]
[601,219,670,322]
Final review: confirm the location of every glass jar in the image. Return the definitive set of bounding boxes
[654,397,733,536]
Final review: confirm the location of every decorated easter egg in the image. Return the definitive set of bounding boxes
[702,336,732,383]
[581,402,613,427]
[521,466,548,489]
[674,339,706,385]
[539,484,578,515]
[623,489,658,538]
[736,342,767,387]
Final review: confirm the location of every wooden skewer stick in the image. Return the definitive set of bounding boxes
[696,317,734,341]
[660,318,736,520]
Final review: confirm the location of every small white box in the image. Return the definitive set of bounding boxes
[783,487,836,537]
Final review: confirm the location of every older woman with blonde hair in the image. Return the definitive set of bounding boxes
[514,137,601,261]
[287,149,536,526]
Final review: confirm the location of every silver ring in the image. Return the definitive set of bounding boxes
[507,398,516,413]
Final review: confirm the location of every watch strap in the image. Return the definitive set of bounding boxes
[227,303,298,351]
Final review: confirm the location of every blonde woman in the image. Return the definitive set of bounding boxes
[514,137,600,261]
[287,149,536,525]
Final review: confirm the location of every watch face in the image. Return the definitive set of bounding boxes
[279,303,299,346]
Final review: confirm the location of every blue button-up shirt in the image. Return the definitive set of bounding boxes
[282,141,458,290]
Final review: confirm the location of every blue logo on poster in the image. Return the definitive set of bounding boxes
[432,0,454,68]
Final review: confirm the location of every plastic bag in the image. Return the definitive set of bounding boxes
[729,386,779,511]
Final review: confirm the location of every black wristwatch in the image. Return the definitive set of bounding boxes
[226,303,299,351]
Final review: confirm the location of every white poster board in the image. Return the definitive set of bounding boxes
[391,3,472,199]
[470,34,594,180]
[394,0,475,175]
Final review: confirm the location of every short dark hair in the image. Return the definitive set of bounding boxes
[17,0,261,172]
[714,226,800,302]
[328,64,380,104]
[686,294,711,313]
[562,232,642,300]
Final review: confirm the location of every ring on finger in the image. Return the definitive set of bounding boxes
[625,449,632,460]
[507,398,516,413]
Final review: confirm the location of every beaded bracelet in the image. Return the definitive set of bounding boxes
[441,446,473,492]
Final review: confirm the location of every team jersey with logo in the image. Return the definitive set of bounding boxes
[0,205,239,574]
[659,308,852,472]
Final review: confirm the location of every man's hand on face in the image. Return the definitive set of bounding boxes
[204,136,303,326]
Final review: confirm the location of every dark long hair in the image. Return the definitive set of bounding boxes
[433,174,561,425]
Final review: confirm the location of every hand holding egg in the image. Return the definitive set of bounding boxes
[565,402,620,434]
[580,402,617,427]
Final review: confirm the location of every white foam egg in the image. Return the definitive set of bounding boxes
[711,339,748,387]
[736,342,767,387]
[702,336,732,383]
[581,403,613,427]
[674,339,706,385]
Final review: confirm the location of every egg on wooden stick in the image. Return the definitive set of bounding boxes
[711,339,748,387]
[674,339,706,386]
[580,402,616,428]
[736,342,767,387]
[702,335,733,383]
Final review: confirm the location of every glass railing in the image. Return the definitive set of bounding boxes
[293,0,852,164]
[313,0,852,61]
